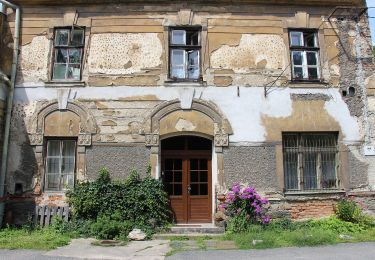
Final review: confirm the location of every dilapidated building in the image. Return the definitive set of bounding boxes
[0,0,375,225]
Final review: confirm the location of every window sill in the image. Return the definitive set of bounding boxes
[164,80,207,87]
[45,81,86,88]
[285,190,345,196]
[288,80,330,88]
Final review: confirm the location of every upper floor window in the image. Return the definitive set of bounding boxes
[283,133,338,191]
[289,30,320,81]
[45,139,76,191]
[169,27,201,81]
[52,27,84,81]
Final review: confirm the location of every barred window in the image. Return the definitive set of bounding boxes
[283,133,338,191]
[45,140,76,191]
[52,27,84,80]
[169,27,201,80]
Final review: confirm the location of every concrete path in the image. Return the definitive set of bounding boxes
[0,238,171,260]
[167,242,375,260]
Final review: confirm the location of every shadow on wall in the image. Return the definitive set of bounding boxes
[3,89,38,226]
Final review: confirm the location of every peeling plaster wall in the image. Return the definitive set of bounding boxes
[211,34,286,72]
[17,36,50,83]
[88,33,163,75]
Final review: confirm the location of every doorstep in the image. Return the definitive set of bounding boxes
[162,223,225,235]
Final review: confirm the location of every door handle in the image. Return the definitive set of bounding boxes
[187,185,191,195]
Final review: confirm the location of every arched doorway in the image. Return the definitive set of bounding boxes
[161,135,212,223]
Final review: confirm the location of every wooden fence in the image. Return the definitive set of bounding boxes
[34,205,70,227]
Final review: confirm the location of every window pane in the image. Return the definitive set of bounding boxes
[322,152,337,189]
[171,49,185,78]
[47,141,60,157]
[55,49,68,63]
[61,174,74,189]
[187,50,199,79]
[171,30,186,45]
[303,152,318,190]
[53,64,67,79]
[304,32,317,47]
[292,51,303,65]
[55,29,69,46]
[68,49,82,64]
[46,174,59,189]
[47,158,60,174]
[67,64,81,80]
[284,151,299,190]
[293,67,303,79]
[186,30,199,45]
[290,31,303,46]
[62,140,75,157]
[306,52,317,65]
[71,28,84,45]
[61,157,75,174]
[308,68,318,79]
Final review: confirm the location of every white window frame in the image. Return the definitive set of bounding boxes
[45,140,76,191]
[289,30,320,81]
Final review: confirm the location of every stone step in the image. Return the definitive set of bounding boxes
[163,224,225,235]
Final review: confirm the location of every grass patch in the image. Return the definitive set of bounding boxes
[221,217,375,250]
[0,227,72,250]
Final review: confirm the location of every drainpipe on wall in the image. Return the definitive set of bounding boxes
[0,0,20,227]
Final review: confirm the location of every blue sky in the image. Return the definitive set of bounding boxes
[368,0,375,44]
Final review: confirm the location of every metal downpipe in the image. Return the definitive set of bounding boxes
[0,0,20,227]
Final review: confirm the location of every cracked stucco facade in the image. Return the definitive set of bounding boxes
[1,0,374,224]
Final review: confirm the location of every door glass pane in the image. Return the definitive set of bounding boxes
[165,171,173,182]
[174,184,182,195]
[200,184,208,195]
[53,64,67,79]
[200,159,208,170]
[174,159,182,170]
[190,184,199,195]
[190,159,198,170]
[200,171,208,182]
[190,171,198,182]
[165,159,173,170]
[174,171,182,182]
[171,30,186,45]
[55,29,69,46]
[166,184,173,195]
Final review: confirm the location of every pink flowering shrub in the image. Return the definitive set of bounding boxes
[220,183,271,231]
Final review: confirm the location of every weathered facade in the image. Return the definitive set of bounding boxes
[1,0,375,224]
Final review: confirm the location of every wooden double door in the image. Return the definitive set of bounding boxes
[162,152,212,223]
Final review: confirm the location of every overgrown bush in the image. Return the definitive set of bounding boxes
[65,167,172,239]
[336,199,374,227]
[221,183,271,232]
[309,216,365,234]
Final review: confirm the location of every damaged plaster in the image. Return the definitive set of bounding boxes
[88,33,163,75]
[210,34,286,72]
[17,36,50,83]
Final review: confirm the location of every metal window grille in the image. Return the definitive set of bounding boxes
[283,133,338,191]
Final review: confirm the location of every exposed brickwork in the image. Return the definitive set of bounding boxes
[288,200,336,220]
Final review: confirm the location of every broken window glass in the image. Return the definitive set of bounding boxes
[53,28,84,80]
[169,28,201,80]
